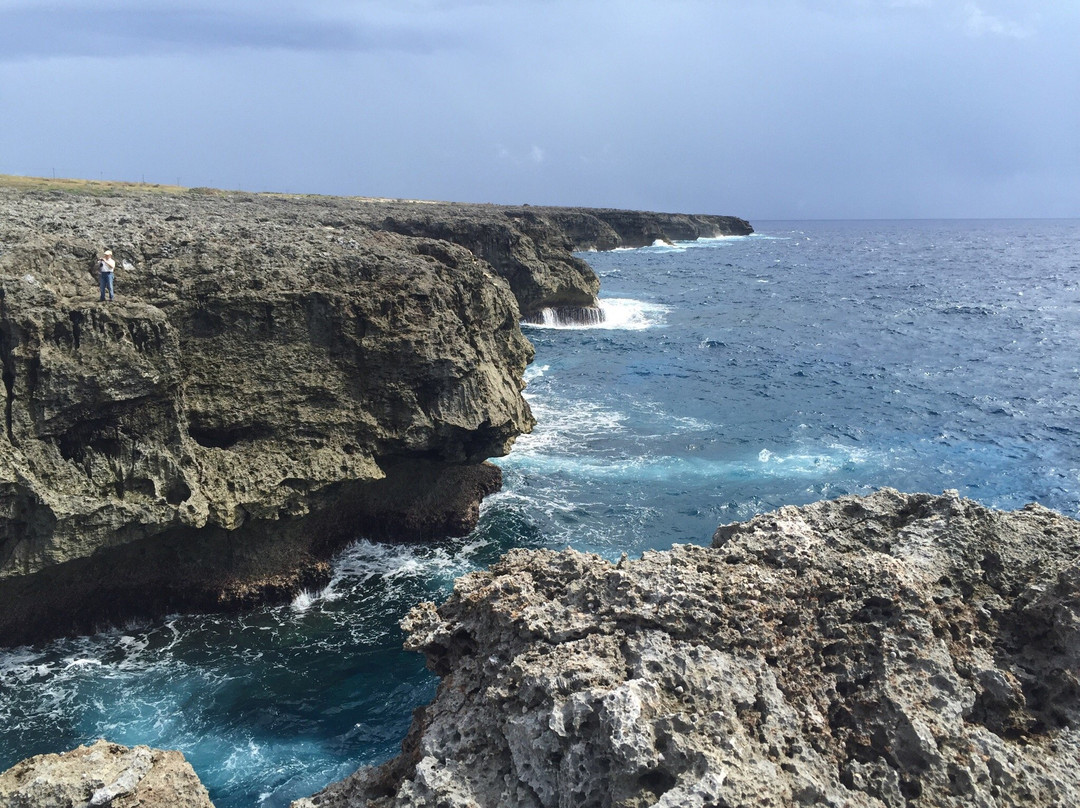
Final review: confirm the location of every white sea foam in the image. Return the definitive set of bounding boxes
[602,298,672,329]
[630,399,715,433]
[501,444,871,482]
[480,482,657,559]
[508,398,627,457]
[644,241,687,253]
[290,590,319,612]
[753,445,871,476]
[521,298,671,331]
[523,363,549,384]
[293,535,494,611]
[481,487,581,515]
[62,657,102,669]
[600,234,753,255]
[598,298,671,329]
[696,233,751,242]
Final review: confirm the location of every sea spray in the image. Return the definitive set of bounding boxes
[523,298,671,330]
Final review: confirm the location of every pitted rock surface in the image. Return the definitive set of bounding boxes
[297,489,1080,808]
[0,739,213,808]
[0,181,750,644]
[0,186,536,643]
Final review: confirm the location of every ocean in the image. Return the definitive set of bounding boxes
[2,219,1078,806]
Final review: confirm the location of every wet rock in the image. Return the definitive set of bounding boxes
[0,739,213,808]
[298,489,1080,808]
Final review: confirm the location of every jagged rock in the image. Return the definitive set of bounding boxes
[0,739,213,808]
[0,187,535,644]
[372,204,601,319]
[297,489,1080,808]
[0,181,752,644]
[533,207,753,251]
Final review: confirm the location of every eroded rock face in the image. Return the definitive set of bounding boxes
[0,188,535,643]
[0,183,753,643]
[299,489,1080,808]
[0,739,214,808]
[534,207,754,251]
[370,203,753,318]
[373,204,601,319]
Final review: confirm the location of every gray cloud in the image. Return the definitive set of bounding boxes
[1,0,1077,218]
[0,2,463,60]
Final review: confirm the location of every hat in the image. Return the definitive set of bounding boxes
[104,250,113,256]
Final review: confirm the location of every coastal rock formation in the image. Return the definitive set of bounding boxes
[370,203,752,319]
[370,204,601,320]
[0,180,752,645]
[298,489,1080,808]
[533,207,753,252]
[0,739,214,808]
[0,186,534,644]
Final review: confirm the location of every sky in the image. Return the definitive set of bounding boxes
[1,0,1077,220]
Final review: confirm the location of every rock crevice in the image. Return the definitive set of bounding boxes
[300,489,1080,808]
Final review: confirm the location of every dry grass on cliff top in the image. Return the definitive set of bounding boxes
[0,174,443,206]
[0,173,193,196]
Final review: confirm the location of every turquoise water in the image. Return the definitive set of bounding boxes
[2,219,1078,806]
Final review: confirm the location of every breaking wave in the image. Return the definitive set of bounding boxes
[522,298,670,330]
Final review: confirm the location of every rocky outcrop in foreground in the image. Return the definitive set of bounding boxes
[0,739,213,808]
[299,489,1080,807]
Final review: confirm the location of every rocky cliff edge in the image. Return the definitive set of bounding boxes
[0,185,541,644]
[0,181,750,645]
[0,739,214,808]
[299,489,1080,808]
[372,202,751,318]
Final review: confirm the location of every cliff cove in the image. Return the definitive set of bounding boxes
[3,206,1080,808]
[0,177,751,644]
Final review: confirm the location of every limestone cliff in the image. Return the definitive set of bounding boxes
[299,490,1080,808]
[368,203,601,319]
[367,203,752,317]
[0,180,752,645]
[0,739,214,808]
[532,207,753,251]
[0,186,535,644]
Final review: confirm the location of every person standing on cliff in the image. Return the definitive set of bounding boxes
[97,249,116,301]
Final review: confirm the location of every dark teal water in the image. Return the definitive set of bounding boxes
[2,220,1078,806]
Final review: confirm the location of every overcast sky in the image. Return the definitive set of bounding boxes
[1,0,1077,219]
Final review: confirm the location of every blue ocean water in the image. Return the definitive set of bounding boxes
[2,219,1079,806]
